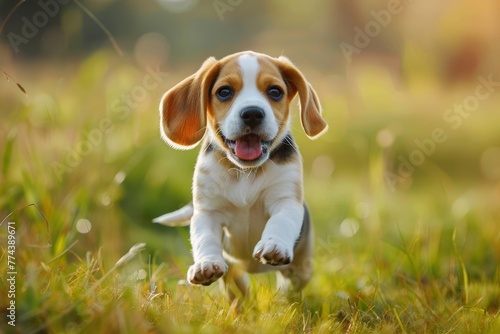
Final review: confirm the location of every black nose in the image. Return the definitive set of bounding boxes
[240,107,265,127]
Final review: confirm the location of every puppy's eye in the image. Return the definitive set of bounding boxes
[267,86,283,101]
[216,87,234,101]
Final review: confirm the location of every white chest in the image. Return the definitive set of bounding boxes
[194,154,274,208]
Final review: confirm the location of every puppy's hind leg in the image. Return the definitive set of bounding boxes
[277,258,313,296]
[220,264,250,305]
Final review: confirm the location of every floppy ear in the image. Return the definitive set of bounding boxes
[277,56,328,139]
[159,57,220,149]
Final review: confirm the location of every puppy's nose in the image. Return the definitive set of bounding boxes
[240,107,265,127]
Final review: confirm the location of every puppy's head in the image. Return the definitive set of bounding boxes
[159,51,328,168]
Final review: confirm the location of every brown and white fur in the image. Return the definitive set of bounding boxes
[153,51,328,300]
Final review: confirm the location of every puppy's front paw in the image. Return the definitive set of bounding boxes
[187,258,227,286]
[253,238,293,266]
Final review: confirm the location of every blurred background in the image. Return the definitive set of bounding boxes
[1,0,500,330]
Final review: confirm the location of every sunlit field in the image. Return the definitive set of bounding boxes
[1,1,500,333]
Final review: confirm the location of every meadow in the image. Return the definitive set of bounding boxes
[1,1,500,333]
[1,51,499,333]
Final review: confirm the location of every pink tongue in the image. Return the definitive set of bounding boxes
[235,134,262,160]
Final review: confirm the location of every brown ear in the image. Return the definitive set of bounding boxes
[277,56,328,139]
[159,57,220,149]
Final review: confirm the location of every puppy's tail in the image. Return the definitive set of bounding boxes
[152,202,193,226]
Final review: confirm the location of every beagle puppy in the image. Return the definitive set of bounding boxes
[153,51,327,299]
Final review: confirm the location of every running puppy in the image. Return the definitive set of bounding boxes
[154,51,328,299]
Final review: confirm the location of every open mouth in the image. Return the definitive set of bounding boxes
[226,134,271,161]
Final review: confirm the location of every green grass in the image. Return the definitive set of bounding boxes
[1,51,500,333]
